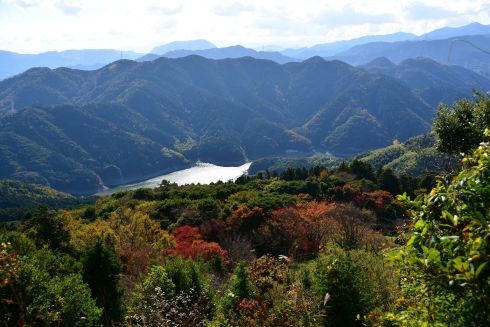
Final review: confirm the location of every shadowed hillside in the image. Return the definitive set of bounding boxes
[0,55,476,193]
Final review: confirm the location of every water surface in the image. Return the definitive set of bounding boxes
[95,162,251,196]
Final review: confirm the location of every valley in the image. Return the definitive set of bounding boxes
[2,6,490,325]
[1,53,486,194]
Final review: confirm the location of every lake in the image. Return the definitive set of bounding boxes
[95,162,252,196]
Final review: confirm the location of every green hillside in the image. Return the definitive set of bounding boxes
[360,57,490,111]
[0,178,97,223]
[354,133,459,176]
[0,56,473,194]
[361,57,490,93]
[299,75,433,152]
[250,133,457,179]
[0,103,192,194]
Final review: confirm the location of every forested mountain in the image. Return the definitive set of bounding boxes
[325,34,490,72]
[0,178,97,223]
[0,54,481,194]
[360,56,490,111]
[249,133,454,180]
[297,71,433,153]
[360,57,490,93]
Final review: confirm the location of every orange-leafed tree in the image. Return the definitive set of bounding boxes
[297,200,336,255]
[167,225,228,263]
[253,207,305,257]
[226,205,266,234]
[355,190,394,214]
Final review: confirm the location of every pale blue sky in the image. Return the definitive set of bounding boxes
[0,0,489,53]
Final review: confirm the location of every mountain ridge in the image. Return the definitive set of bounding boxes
[138,45,300,65]
[280,22,490,59]
[151,39,217,55]
[0,55,447,194]
[2,22,488,81]
[325,34,490,71]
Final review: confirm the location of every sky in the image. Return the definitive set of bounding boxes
[0,0,489,54]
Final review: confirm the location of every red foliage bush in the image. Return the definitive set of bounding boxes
[167,225,228,262]
[171,225,201,244]
[355,190,394,214]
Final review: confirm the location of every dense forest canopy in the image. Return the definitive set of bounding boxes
[0,154,424,326]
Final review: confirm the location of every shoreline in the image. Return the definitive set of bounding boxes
[68,163,192,196]
[101,163,192,188]
[94,162,252,197]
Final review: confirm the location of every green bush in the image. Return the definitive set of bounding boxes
[314,248,397,327]
[133,188,155,201]
[0,236,101,326]
[130,257,215,326]
[387,132,490,326]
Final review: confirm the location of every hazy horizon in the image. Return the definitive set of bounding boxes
[1,0,489,54]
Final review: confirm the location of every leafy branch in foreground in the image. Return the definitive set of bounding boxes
[383,130,490,326]
[433,91,490,156]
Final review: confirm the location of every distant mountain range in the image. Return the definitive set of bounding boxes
[137,45,300,64]
[281,32,417,59]
[325,34,490,72]
[419,22,490,41]
[66,63,107,71]
[0,55,488,194]
[134,24,490,75]
[0,49,144,81]
[1,22,489,81]
[280,22,490,59]
[140,22,490,65]
[151,39,216,55]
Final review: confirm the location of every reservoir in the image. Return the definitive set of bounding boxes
[95,162,252,196]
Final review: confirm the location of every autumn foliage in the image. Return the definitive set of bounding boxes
[167,225,228,262]
[1,159,426,326]
[226,205,266,233]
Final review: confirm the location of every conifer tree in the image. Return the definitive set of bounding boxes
[82,239,125,327]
